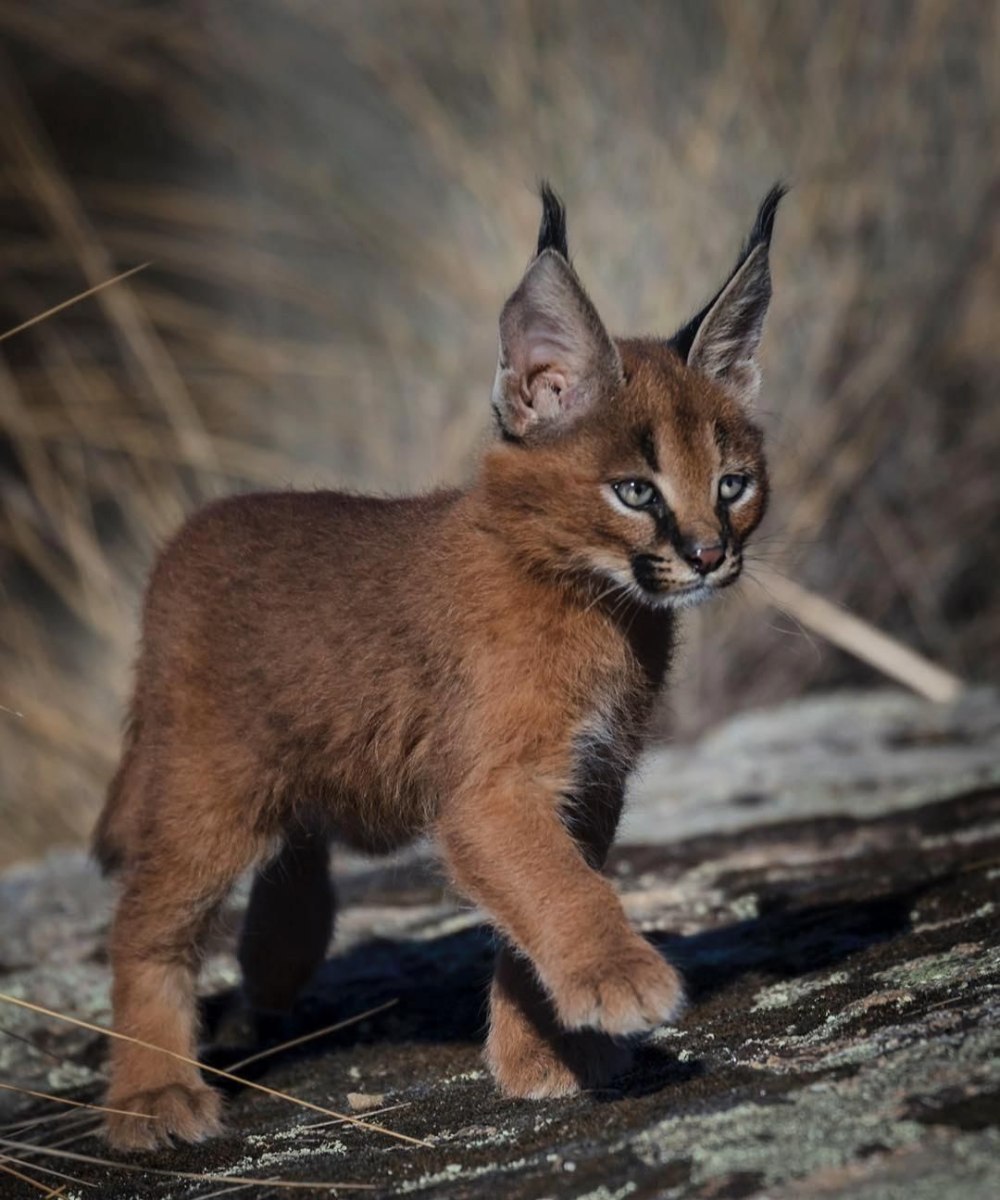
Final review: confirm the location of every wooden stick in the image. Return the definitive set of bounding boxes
[750,564,964,703]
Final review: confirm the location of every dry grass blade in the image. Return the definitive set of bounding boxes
[750,565,965,703]
[0,1137,373,1192]
[192,1181,274,1200]
[1,1108,83,1136]
[0,51,220,480]
[0,992,432,1148]
[225,998,398,1072]
[0,263,150,344]
[0,1080,154,1121]
[302,1102,409,1133]
[15,1117,105,1164]
[0,1159,66,1195]
[0,1023,64,1063]
[0,1148,93,1189]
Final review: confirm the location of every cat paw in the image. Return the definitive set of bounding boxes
[551,937,685,1036]
[487,1026,633,1099]
[104,1083,223,1151]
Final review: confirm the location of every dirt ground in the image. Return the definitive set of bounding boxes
[1,689,998,1198]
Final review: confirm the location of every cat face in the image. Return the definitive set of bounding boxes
[483,186,780,609]
[482,340,767,608]
[583,340,767,608]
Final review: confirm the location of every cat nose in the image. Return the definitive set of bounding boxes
[682,541,726,575]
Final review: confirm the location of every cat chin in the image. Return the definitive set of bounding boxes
[650,584,715,611]
[650,567,743,610]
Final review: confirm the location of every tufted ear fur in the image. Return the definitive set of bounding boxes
[670,184,785,408]
[492,186,622,442]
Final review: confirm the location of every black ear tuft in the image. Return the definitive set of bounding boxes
[669,183,787,362]
[536,181,569,259]
[745,182,787,255]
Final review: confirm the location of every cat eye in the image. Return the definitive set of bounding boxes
[719,474,750,503]
[613,479,659,510]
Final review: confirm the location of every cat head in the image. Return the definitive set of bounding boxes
[482,182,784,610]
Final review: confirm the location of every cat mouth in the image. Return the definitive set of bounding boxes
[633,566,742,609]
[597,557,741,610]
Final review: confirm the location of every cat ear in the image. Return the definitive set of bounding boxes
[670,184,786,408]
[492,187,622,441]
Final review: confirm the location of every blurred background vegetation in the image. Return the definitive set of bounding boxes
[0,0,997,866]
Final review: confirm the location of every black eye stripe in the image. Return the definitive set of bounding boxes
[653,505,678,543]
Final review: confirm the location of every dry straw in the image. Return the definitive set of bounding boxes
[0,4,992,853]
[0,992,431,1149]
[224,998,398,1072]
[0,1159,67,1196]
[0,1080,153,1122]
[0,1138,372,1192]
[0,263,151,345]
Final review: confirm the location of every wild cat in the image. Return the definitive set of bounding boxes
[94,182,783,1150]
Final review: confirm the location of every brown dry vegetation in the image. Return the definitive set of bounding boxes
[0,0,997,867]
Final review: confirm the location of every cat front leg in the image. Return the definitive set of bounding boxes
[437,777,684,1041]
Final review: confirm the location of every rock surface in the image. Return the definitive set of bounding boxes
[1,688,999,1199]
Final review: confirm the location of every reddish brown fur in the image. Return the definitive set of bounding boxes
[95,195,777,1150]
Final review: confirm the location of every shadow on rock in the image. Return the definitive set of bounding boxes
[201,880,922,1098]
[657,884,922,1004]
[201,924,495,1084]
